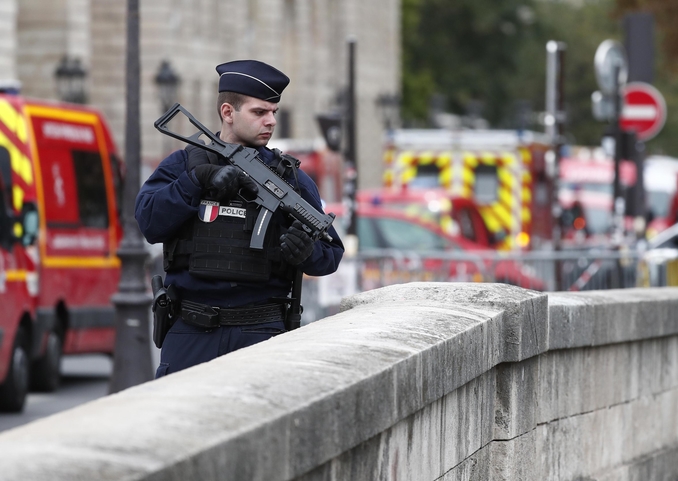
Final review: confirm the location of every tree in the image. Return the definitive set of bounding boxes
[401,0,678,155]
[401,0,540,127]
[615,0,678,66]
[614,0,678,155]
[507,0,620,146]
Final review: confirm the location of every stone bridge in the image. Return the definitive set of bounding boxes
[0,283,677,480]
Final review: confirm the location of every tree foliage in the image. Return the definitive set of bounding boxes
[614,0,678,155]
[401,0,540,126]
[615,0,678,67]
[401,0,678,154]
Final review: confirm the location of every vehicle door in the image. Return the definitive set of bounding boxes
[0,145,35,383]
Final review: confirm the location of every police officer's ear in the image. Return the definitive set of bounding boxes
[220,102,235,125]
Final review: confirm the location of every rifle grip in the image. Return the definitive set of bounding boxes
[250,207,273,250]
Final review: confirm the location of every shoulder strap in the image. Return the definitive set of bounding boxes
[271,148,302,193]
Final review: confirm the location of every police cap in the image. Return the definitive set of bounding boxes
[216,60,290,103]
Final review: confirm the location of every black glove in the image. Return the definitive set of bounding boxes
[186,144,218,171]
[280,221,315,265]
[190,155,259,201]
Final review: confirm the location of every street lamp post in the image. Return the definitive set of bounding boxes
[154,61,180,156]
[342,39,358,257]
[375,93,400,133]
[109,0,154,393]
[545,40,566,290]
[154,60,181,113]
[54,55,88,104]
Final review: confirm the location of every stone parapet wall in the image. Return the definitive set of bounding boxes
[0,283,676,480]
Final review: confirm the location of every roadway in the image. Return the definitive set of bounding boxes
[0,351,159,433]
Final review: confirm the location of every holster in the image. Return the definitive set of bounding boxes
[151,275,177,349]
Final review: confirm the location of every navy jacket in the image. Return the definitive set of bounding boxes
[135,146,344,307]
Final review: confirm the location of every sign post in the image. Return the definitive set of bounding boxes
[620,81,667,141]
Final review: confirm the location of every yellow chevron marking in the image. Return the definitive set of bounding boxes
[0,100,20,134]
[501,152,517,167]
[499,188,516,208]
[478,206,503,233]
[396,151,415,167]
[418,151,435,165]
[462,168,475,186]
[463,152,478,168]
[0,131,33,186]
[401,166,417,183]
[436,152,452,168]
[383,170,394,186]
[498,168,515,188]
[493,203,516,230]
[12,185,24,211]
[439,167,452,188]
[480,152,497,165]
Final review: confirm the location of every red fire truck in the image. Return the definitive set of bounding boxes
[381,129,552,250]
[0,93,122,411]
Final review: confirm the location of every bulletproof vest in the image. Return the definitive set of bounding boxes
[163,148,301,282]
[163,198,289,282]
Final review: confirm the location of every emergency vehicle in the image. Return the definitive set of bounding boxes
[267,138,343,204]
[0,93,122,411]
[643,155,678,238]
[557,151,637,246]
[356,188,496,248]
[381,129,552,250]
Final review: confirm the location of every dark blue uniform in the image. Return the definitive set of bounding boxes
[135,146,344,377]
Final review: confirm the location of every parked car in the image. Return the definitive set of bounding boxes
[637,222,678,287]
[325,203,545,290]
[356,187,504,249]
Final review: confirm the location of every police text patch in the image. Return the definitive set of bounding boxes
[219,206,246,218]
[198,200,247,222]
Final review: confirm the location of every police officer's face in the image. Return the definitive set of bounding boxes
[221,97,278,148]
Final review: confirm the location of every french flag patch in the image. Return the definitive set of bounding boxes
[198,200,219,222]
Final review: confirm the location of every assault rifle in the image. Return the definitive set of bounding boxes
[154,103,335,250]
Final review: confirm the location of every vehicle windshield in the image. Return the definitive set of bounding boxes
[376,201,444,226]
[560,182,612,195]
[646,190,671,219]
[373,217,457,251]
[584,207,612,234]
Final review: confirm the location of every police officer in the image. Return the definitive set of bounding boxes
[135,60,344,378]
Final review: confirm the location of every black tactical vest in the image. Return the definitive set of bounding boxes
[163,148,301,283]
[163,198,288,282]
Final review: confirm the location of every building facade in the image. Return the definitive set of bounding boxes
[2,0,401,189]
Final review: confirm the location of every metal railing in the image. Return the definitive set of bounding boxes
[300,247,678,325]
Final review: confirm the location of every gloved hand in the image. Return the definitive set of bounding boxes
[188,145,259,201]
[193,164,240,200]
[186,144,218,171]
[280,220,315,265]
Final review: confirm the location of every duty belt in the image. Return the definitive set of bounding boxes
[180,300,285,329]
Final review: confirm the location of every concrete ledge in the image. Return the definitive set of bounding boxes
[0,283,676,481]
[548,287,678,349]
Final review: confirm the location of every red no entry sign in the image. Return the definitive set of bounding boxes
[620,82,667,141]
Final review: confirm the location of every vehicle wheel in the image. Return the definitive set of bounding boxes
[30,328,63,392]
[0,327,30,412]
